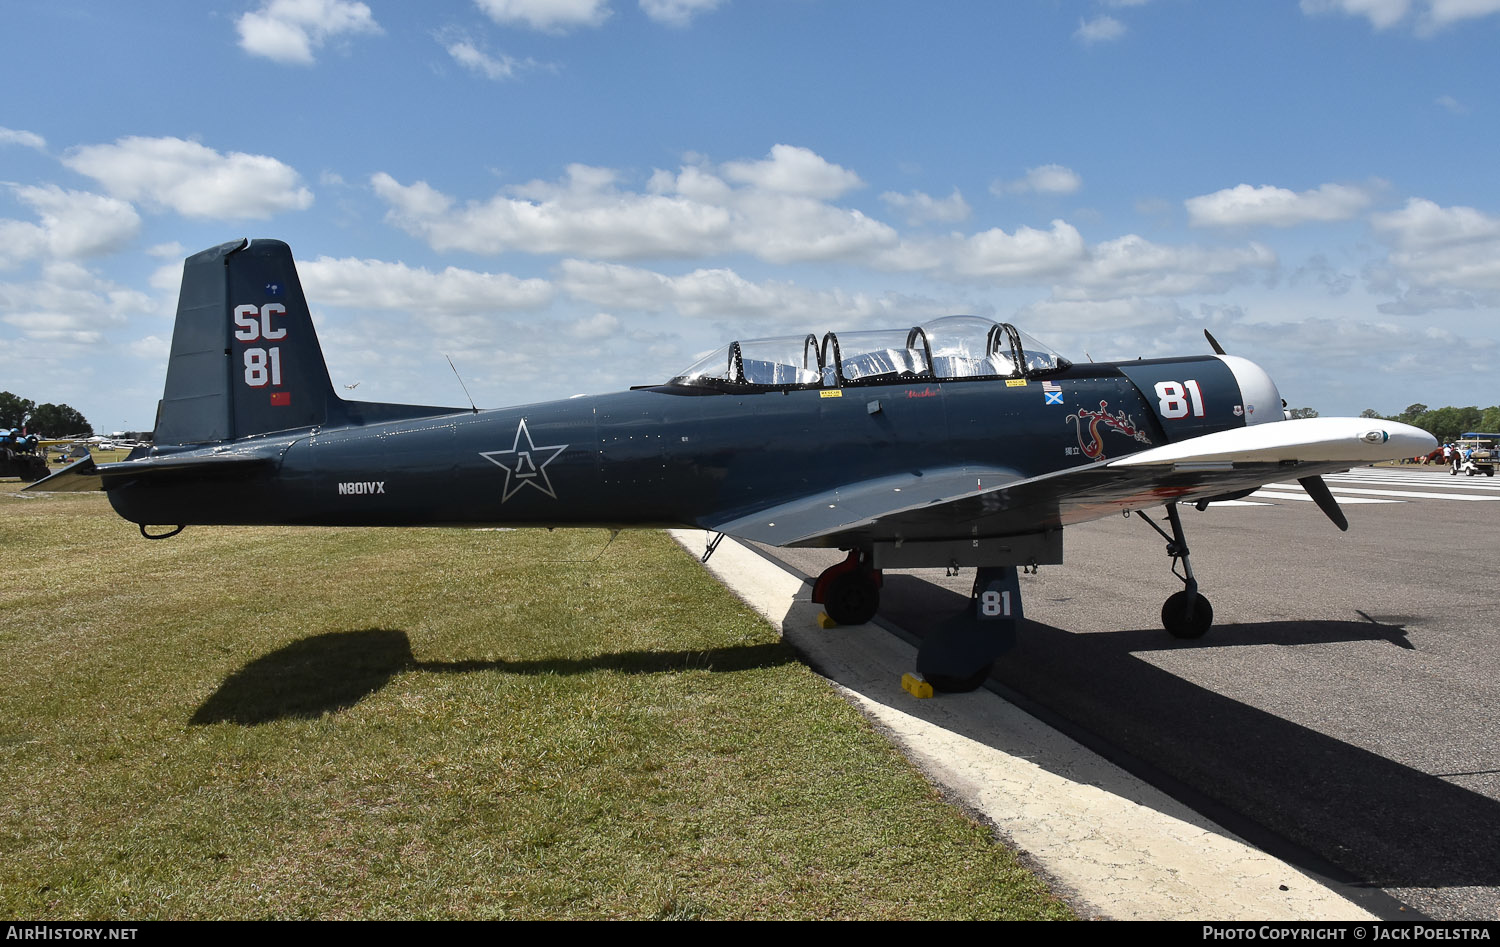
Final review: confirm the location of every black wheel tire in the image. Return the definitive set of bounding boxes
[823,571,879,625]
[926,665,994,693]
[1162,590,1213,639]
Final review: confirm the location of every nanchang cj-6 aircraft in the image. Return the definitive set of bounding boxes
[32,239,1435,690]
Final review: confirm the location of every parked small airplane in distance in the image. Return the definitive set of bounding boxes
[31,239,1435,690]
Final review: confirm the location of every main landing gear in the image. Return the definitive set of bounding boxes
[1134,503,1213,639]
[813,551,1020,694]
[914,566,1022,692]
[812,550,883,626]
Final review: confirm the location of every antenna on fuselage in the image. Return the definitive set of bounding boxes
[446,355,480,414]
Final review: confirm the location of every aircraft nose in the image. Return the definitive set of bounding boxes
[1214,355,1283,426]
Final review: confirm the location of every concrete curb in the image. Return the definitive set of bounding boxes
[670,528,1378,922]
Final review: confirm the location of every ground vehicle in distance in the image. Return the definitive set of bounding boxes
[1453,433,1498,477]
[0,430,47,482]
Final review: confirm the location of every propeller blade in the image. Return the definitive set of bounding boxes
[1298,475,1348,531]
[1204,329,1227,356]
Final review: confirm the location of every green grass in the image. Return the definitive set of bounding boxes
[0,490,1072,920]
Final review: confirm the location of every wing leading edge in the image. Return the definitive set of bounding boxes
[708,417,1436,551]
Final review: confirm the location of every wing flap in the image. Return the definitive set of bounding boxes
[704,465,1023,547]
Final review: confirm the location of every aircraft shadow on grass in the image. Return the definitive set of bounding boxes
[190,580,1500,897]
[188,628,797,727]
[870,574,1500,895]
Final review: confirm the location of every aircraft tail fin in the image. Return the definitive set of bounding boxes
[153,239,458,447]
[154,238,337,445]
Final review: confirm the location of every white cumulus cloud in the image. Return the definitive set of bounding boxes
[639,0,725,26]
[298,257,554,313]
[993,164,1083,196]
[949,221,1088,281]
[1372,197,1500,250]
[567,312,621,339]
[236,0,381,65]
[1300,0,1500,32]
[373,146,894,264]
[721,145,863,200]
[1016,296,1190,334]
[1368,198,1500,310]
[0,186,141,268]
[1299,0,1412,28]
[445,40,532,80]
[880,189,971,225]
[475,0,612,32]
[1185,183,1372,228]
[0,261,153,345]
[63,137,314,220]
[556,259,908,325]
[0,127,47,151]
[1075,15,1126,43]
[1058,235,1277,301]
[372,167,732,259]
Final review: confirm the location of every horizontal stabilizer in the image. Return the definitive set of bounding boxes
[24,451,278,493]
[23,455,101,492]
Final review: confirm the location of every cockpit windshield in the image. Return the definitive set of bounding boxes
[668,315,1070,390]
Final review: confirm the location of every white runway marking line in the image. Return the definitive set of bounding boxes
[1326,481,1500,493]
[1267,483,1500,502]
[1325,475,1500,492]
[1251,491,1401,505]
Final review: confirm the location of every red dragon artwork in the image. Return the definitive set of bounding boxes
[1067,400,1153,460]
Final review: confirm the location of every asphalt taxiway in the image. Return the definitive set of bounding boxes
[676,465,1500,921]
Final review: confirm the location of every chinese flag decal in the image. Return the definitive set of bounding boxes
[270,391,291,406]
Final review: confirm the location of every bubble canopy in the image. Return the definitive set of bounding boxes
[668,316,1071,390]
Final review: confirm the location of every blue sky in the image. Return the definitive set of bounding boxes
[3,0,1499,434]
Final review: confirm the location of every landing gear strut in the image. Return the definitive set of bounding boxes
[1135,503,1214,639]
[914,565,1023,692]
[814,552,1017,694]
[812,550,883,626]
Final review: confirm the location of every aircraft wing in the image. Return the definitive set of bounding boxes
[706,417,1436,549]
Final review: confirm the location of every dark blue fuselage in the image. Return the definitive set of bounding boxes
[107,355,1248,542]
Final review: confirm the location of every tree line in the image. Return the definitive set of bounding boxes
[0,391,94,437]
[1361,403,1500,444]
